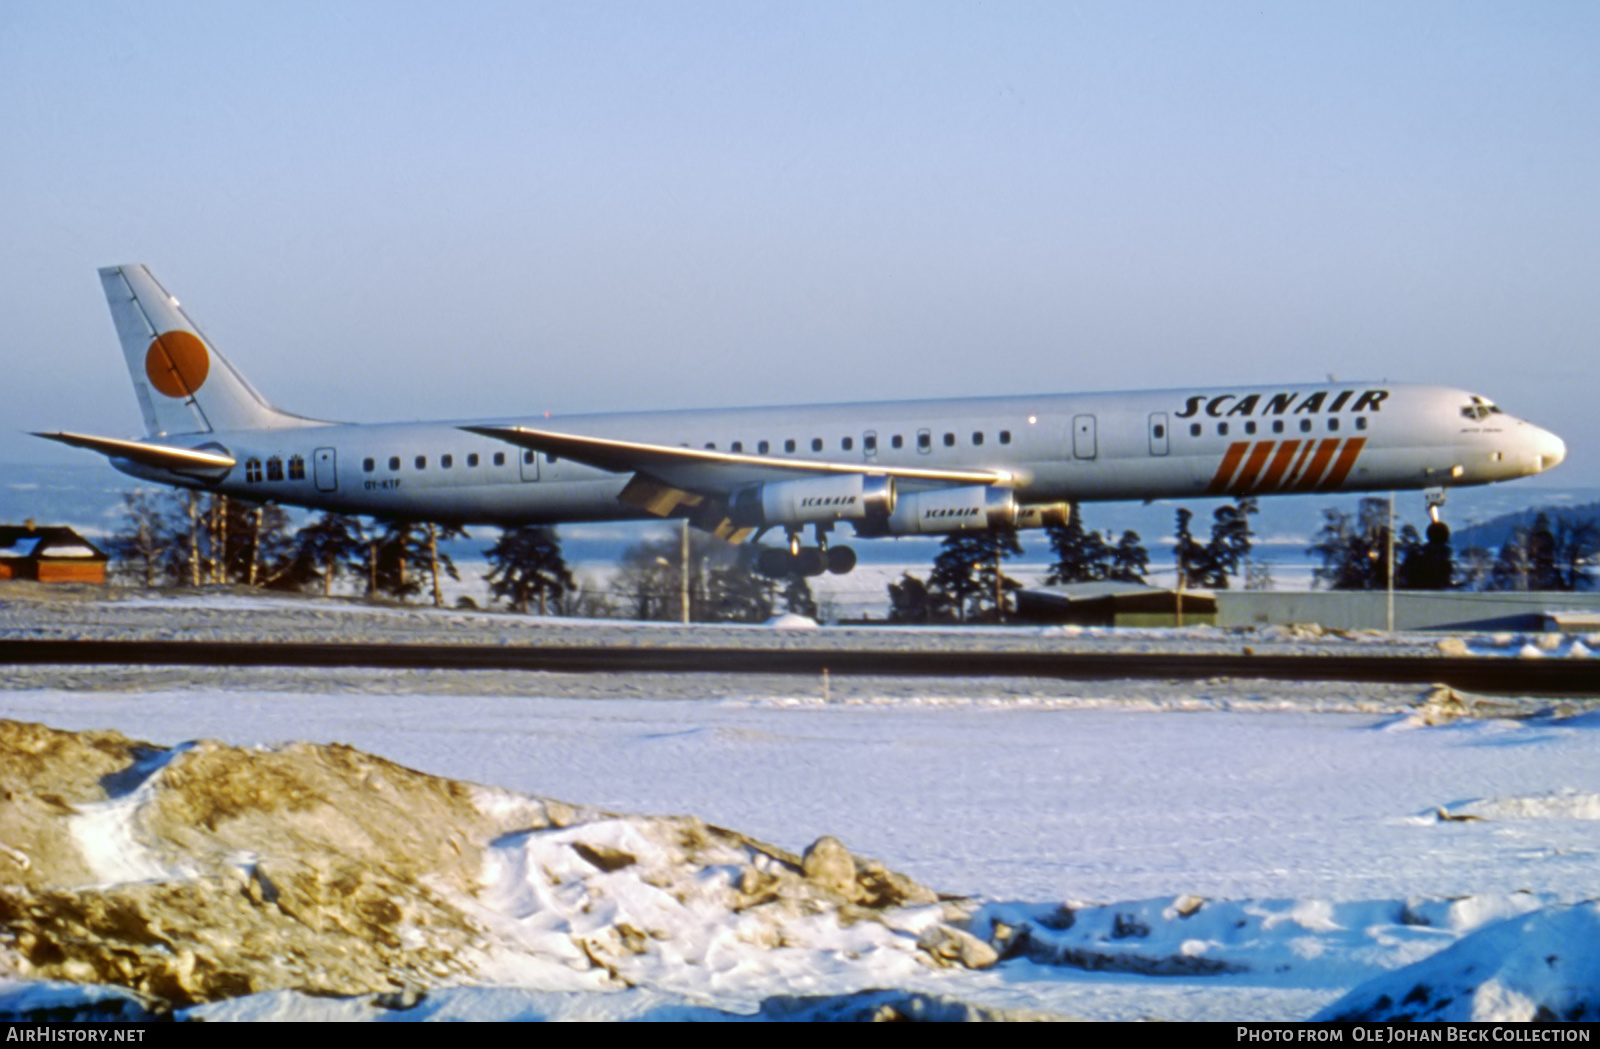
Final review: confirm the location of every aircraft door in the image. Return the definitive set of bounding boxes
[313,447,337,492]
[519,448,540,482]
[1148,413,1169,456]
[1073,415,1097,460]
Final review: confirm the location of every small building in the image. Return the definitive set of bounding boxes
[0,523,108,584]
[1015,581,1217,627]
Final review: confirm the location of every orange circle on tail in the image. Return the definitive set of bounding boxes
[145,331,210,398]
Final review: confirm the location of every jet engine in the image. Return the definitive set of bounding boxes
[856,485,1018,536]
[730,474,895,528]
[1016,502,1070,529]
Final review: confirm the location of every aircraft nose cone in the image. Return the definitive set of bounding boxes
[1533,425,1566,473]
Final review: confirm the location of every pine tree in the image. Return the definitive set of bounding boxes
[929,529,1024,623]
[780,574,819,620]
[484,525,574,614]
[367,520,449,602]
[1308,498,1434,590]
[106,490,182,586]
[1045,505,1110,584]
[886,572,934,623]
[1174,508,1217,589]
[288,513,367,596]
[704,546,777,623]
[1108,530,1149,583]
[1206,497,1258,589]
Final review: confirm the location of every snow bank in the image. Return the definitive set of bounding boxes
[1315,902,1600,1022]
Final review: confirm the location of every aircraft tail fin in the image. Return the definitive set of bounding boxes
[99,264,323,436]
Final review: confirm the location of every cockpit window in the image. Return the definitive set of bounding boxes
[1461,397,1502,421]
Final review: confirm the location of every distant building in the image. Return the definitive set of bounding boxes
[1015,581,1217,627]
[0,523,108,584]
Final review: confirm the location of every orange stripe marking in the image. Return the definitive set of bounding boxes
[1233,441,1277,493]
[1207,441,1250,493]
[1284,439,1317,488]
[1293,439,1341,492]
[1259,440,1301,491]
[1319,437,1366,490]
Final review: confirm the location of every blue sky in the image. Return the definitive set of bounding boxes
[4,1,1598,484]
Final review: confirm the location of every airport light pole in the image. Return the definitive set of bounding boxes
[1387,493,1396,633]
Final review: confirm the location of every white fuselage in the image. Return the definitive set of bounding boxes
[111,381,1565,529]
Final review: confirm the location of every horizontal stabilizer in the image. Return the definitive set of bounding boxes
[34,431,236,482]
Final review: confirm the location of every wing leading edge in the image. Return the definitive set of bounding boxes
[462,424,1018,541]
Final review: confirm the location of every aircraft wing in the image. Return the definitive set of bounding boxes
[461,425,1013,487]
[462,425,1016,539]
[34,431,236,481]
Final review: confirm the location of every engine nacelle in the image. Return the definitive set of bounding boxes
[858,485,1018,536]
[731,474,895,527]
[1016,502,1070,529]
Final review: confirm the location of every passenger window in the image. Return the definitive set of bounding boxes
[704,442,715,450]
[523,451,534,465]
[1217,423,1229,436]
[1244,422,1256,435]
[864,434,877,453]
[546,453,557,464]
[731,441,743,453]
[467,453,479,467]
[363,457,375,473]
[389,456,401,471]
[973,432,984,446]
[784,439,796,453]
[493,452,505,466]
[1299,419,1312,433]
[758,440,770,454]
[266,457,284,481]
[1190,423,1202,437]
[1328,418,1340,432]
[1272,420,1284,434]
[1151,425,1164,440]
[245,459,263,483]
[1356,417,1367,431]
[943,433,955,447]
[842,436,853,451]
[441,454,453,469]
[812,438,823,452]
[999,430,1011,445]
[891,435,904,449]
[415,455,426,470]
[288,456,305,480]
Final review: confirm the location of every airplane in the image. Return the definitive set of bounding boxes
[39,264,1567,578]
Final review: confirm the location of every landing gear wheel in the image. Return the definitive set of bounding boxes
[825,545,857,575]
[756,547,791,578]
[794,547,826,577]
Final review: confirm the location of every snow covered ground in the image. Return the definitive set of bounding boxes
[5,661,1599,1019]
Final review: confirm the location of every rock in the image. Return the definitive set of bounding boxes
[916,924,1000,969]
[800,836,857,897]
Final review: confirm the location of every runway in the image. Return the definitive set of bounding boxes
[4,610,1600,696]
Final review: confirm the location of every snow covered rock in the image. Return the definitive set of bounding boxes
[0,719,955,1011]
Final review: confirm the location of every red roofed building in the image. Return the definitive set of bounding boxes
[0,523,108,584]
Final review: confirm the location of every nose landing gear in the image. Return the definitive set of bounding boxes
[1424,487,1450,545]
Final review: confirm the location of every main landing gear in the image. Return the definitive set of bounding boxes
[755,524,857,577]
[1424,487,1450,545]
